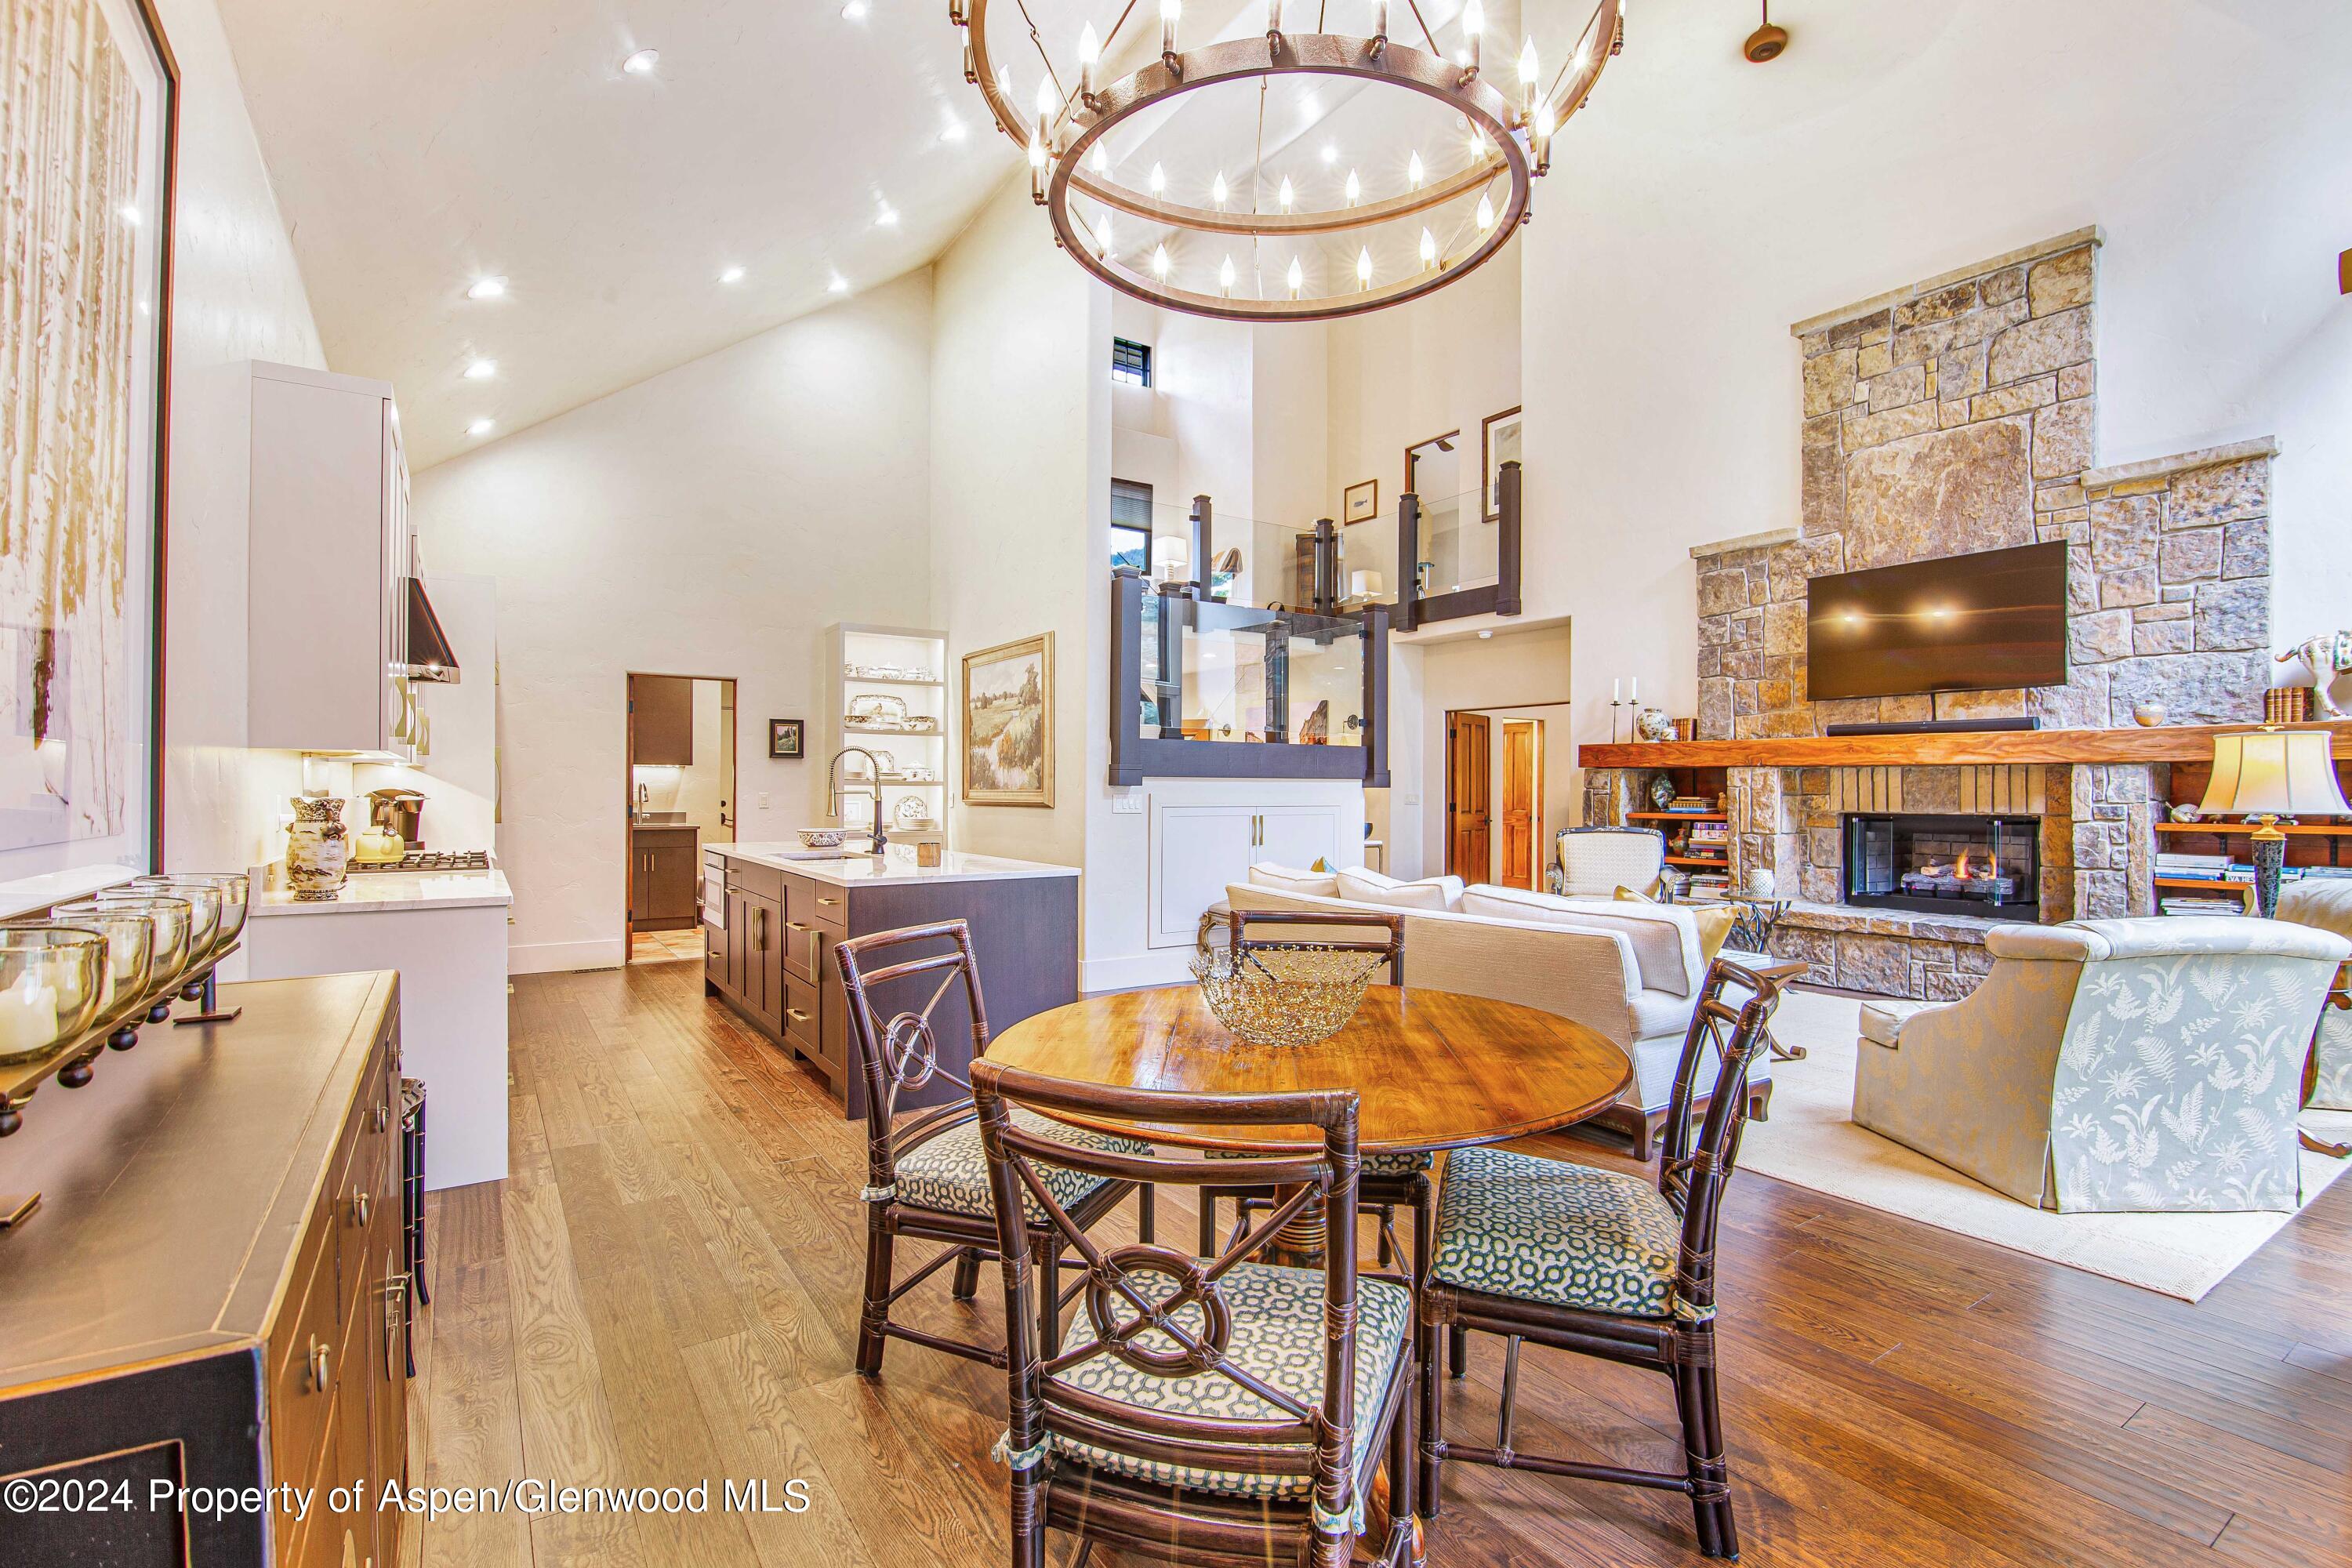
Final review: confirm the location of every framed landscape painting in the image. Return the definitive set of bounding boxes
[1,0,176,885]
[962,633,1052,808]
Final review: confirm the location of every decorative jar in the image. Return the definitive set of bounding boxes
[285,797,349,901]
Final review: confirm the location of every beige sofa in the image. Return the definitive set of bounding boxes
[1853,917,2348,1212]
[1224,867,1772,1158]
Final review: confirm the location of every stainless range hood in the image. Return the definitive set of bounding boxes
[402,576,461,683]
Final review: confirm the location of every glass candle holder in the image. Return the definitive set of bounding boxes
[7,909,154,1015]
[84,895,194,985]
[129,877,223,963]
[0,928,108,1065]
[174,873,249,948]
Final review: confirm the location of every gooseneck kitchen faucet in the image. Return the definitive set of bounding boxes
[826,747,889,855]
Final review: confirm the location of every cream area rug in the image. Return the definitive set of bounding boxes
[1735,990,2352,1301]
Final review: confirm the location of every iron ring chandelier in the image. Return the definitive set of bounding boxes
[949,0,1626,322]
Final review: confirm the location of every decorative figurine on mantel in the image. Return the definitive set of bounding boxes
[2278,631,2352,717]
[1636,707,1678,742]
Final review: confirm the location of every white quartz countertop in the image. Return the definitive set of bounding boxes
[709,842,1078,887]
[249,864,514,916]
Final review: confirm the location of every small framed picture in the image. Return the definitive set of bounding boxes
[769,719,804,759]
[1343,478,1379,524]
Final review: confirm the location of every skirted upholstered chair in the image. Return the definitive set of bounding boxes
[1853,917,2350,1213]
[2276,879,2352,1112]
[1555,826,1668,898]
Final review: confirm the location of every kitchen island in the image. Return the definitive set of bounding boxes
[244,862,512,1189]
[702,844,1078,1117]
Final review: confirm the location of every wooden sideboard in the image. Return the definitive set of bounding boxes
[0,973,408,1568]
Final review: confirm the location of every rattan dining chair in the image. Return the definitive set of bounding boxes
[1417,953,1800,1559]
[971,1058,1419,1568]
[1193,909,1433,1281]
[836,920,1156,1377]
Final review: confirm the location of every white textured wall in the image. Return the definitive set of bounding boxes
[929,173,1105,880]
[151,0,325,876]
[411,270,936,971]
[1529,0,2352,807]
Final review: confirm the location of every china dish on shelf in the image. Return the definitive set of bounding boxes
[891,794,931,828]
[845,662,937,682]
[847,692,909,727]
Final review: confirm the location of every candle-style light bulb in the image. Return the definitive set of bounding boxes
[1278,176,1294,212]
[1149,162,1167,197]
[1211,170,1229,207]
[1152,244,1171,280]
[1078,24,1101,95]
[1469,124,1490,160]
[1475,193,1495,232]
[1287,256,1304,299]
[1356,246,1373,291]
[1407,151,1425,190]
[1034,74,1056,125]
[1374,1,1388,42]
[1160,0,1181,56]
[1219,254,1237,296]
[1420,227,1438,269]
[1344,169,1361,206]
[1519,36,1539,85]
[1095,212,1115,252]
[1463,0,1484,72]
[1090,143,1109,173]
[1533,99,1556,171]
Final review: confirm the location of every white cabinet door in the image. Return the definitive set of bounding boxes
[1149,804,1258,949]
[1259,806,1344,874]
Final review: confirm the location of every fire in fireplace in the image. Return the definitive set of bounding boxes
[1842,813,2041,920]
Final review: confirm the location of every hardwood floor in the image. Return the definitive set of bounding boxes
[405,960,2352,1567]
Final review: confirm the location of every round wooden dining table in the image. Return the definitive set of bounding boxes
[986,983,1634,1260]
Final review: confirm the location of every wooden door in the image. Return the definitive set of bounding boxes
[1499,719,1544,889]
[1446,713,1491,880]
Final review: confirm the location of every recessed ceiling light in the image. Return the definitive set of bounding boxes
[621,48,659,74]
[719,265,746,284]
[117,203,141,225]
[466,276,507,299]
[1320,142,1338,164]
[463,358,496,379]
[875,205,899,227]
[466,419,495,437]
[828,273,850,294]
[842,0,868,17]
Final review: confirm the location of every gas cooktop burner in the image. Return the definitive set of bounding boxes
[349,850,492,873]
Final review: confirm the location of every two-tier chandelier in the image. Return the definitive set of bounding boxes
[947,0,1625,322]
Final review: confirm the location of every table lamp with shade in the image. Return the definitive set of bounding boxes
[2198,727,2352,918]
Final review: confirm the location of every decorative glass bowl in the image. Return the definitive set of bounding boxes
[1190,925,1385,1049]
[8,909,154,1014]
[130,877,226,960]
[83,895,194,981]
[0,929,108,1065]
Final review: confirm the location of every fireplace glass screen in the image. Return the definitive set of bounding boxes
[1842,813,2040,920]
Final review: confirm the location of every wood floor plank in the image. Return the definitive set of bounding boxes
[401,960,2352,1567]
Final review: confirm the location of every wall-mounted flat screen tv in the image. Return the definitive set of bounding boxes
[1806,540,2069,701]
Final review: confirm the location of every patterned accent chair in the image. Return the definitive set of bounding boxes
[1555,825,1668,898]
[1853,917,2350,1212]
[970,1062,1419,1568]
[836,921,1155,1377]
[1417,955,1798,1560]
[1195,909,1436,1279]
[2276,880,2352,1113]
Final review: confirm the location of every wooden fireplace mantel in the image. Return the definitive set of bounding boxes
[1577,720,2352,771]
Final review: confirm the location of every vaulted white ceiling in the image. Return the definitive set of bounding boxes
[219,0,1545,467]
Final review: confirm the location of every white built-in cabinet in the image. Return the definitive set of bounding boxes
[1147,798,1350,949]
[242,361,418,757]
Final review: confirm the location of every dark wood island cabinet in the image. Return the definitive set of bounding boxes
[0,973,409,1568]
[702,845,1080,1119]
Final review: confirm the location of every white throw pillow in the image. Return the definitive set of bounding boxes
[1248,862,1341,898]
[1336,867,1464,912]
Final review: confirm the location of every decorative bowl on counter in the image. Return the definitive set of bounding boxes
[0,929,108,1065]
[1189,914,1384,1049]
[797,828,849,848]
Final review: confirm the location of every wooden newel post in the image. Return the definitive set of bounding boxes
[1189,494,1214,601]
[1396,492,1421,632]
[1497,459,1523,616]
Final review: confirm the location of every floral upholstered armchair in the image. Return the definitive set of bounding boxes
[2277,880,2352,1110]
[1852,918,2350,1213]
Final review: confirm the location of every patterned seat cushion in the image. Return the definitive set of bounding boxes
[893,1109,1152,1226]
[1047,1262,1411,1501]
[1202,1147,1435,1177]
[1428,1146,1682,1317]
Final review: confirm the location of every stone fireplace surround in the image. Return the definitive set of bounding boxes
[1579,230,2282,1000]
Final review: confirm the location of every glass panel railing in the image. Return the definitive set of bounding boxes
[1410,485,1499,597]
[1136,594,1366,746]
[1113,497,1379,612]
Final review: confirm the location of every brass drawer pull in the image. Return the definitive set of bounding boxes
[786,920,813,932]
[307,1337,332,1393]
[817,896,841,907]
[351,1192,372,1227]
[371,1104,390,1134]
[785,1007,811,1024]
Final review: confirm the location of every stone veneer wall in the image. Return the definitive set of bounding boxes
[1692,228,2273,739]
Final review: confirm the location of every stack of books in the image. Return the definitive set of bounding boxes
[2154,850,2232,883]
[2161,893,2248,916]
[1685,871,1731,898]
[2265,686,2313,724]
[1667,795,1718,814]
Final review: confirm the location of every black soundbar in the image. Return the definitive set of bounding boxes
[1822,717,2042,736]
